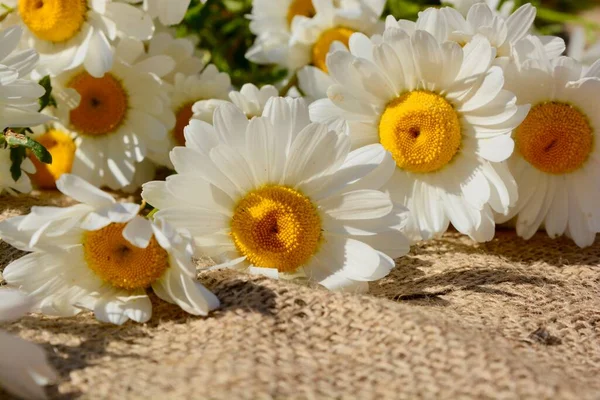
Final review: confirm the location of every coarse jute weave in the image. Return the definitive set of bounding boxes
[1,191,599,399]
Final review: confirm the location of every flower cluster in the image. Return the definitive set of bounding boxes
[0,0,599,397]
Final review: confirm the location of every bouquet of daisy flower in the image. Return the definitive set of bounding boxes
[0,0,599,398]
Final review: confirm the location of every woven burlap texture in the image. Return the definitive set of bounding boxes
[1,192,599,400]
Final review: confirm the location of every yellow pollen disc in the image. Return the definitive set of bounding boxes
[230,185,322,273]
[379,90,462,174]
[29,129,76,189]
[172,102,194,146]
[515,102,593,175]
[286,0,315,26]
[68,72,129,137]
[19,0,87,43]
[312,27,356,73]
[83,223,170,291]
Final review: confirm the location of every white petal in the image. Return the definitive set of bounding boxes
[0,330,57,400]
[56,174,115,207]
[123,215,153,248]
[319,190,392,220]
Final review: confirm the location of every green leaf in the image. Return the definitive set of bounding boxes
[5,130,52,164]
[38,75,57,111]
[9,146,25,182]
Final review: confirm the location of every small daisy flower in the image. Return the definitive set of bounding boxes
[247,0,385,71]
[143,97,410,293]
[192,83,278,123]
[396,3,565,68]
[0,289,57,400]
[0,174,220,325]
[500,36,600,247]
[27,122,76,190]
[246,0,316,65]
[167,66,231,149]
[286,0,384,72]
[2,0,154,78]
[310,28,529,242]
[145,32,208,84]
[51,39,174,190]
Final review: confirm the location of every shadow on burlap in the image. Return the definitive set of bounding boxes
[1,191,599,399]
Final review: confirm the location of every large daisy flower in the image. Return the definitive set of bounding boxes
[310,28,529,242]
[0,289,57,400]
[1,0,154,78]
[398,3,565,68]
[0,174,220,325]
[142,97,410,292]
[51,39,174,190]
[499,36,600,247]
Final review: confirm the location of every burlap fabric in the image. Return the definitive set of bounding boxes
[1,192,599,399]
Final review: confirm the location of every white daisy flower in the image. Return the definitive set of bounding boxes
[444,0,514,17]
[192,83,278,123]
[310,28,529,242]
[246,0,316,65]
[285,0,385,72]
[567,26,600,71]
[145,32,208,84]
[51,39,174,191]
[166,66,231,150]
[142,97,410,293]
[1,0,154,78]
[0,289,57,400]
[395,3,565,68]
[27,122,76,190]
[500,35,600,247]
[247,0,385,71]
[0,174,220,325]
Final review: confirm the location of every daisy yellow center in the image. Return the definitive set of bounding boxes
[172,102,194,146]
[230,185,322,273]
[83,223,169,291]
[287,0,315,26]
[19,0,87,43]
[312,27,356,73]
[515,102,593,175]
[68,72,129,136]
[29,129,75,189]
[379,90,462,174]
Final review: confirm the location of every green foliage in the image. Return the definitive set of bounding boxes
[38,75,57,111]
[2,129,52,181]
[179,0,288,87]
